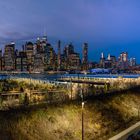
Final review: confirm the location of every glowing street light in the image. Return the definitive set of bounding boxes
[77,72,85,140]
[82,101,85,140]
[80,88,85,140]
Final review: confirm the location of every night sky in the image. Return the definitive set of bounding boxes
[0,0,140,63]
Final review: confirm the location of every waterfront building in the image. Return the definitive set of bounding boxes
[49,47,57,70]
[57,40,61,70]
[0,49,3,71]
[67,53,80,70]
[63,43,81,71]
[88,62,94,69]
[130,58,136,67]
[107,54,111,61]
[16,51,27,71]
[34,53,44,72]
[35,38,44,54]
[120,52,128,62]
[4,42,15,71]
[0,36,138,73]
[63,43,74,57]
[63,43,74,70]
[44,45,55,70]
[82,43,88,70]
[1,57,4,71]
[41,36,47,54]
[106,54,116,68]
[118,52,129,69]
[60,54,67,70]
[25,42,34,71]
[104,60,112,68]
[0,49,2,58]
[100,52,105,68]
[110,55,117,68]
[88,62,98,69]
[33,38,45,72]
[44,43,51,70]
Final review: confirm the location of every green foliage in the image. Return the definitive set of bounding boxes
[0,91,140,140]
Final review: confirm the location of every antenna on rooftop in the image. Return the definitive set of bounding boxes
[42,25,47,41]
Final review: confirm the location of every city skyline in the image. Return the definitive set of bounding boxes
[0,0,140,62]
[0,37,139,64]
[0,37,137,73]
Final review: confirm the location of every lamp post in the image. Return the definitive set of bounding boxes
[81,88,84,140]
[77,72,85,140]
[82,101,84,140]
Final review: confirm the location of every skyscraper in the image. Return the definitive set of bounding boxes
[4,42,15,71]
[67,53,80,70]
[82,43,88,64]
[49,47,57,70]
[33,38,45,72]
[0,49,3,71]
[57,40,61,70]
[130,58,136,67]
[118,52,129,69]
[44,43,51,70]
[120,52,128,62]
[82,43,88,70]
[101,52,104,59]
[25,42,34,72]
[100,52,105,68]
[34,53,44,72]
[16,51,27,71]
[107,54,111,60]
[64,43,74,57]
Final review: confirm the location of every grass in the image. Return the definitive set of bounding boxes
[0,90,140,140]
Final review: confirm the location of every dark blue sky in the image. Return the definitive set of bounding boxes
[0,0,140,63]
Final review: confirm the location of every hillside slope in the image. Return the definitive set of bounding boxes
[0,90,140,140]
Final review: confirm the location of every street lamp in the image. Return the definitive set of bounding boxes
[82,101,84,140]
[77,72,85,140]
[81,88,84,140]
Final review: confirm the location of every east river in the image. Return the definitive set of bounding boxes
[0,73,140,81]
